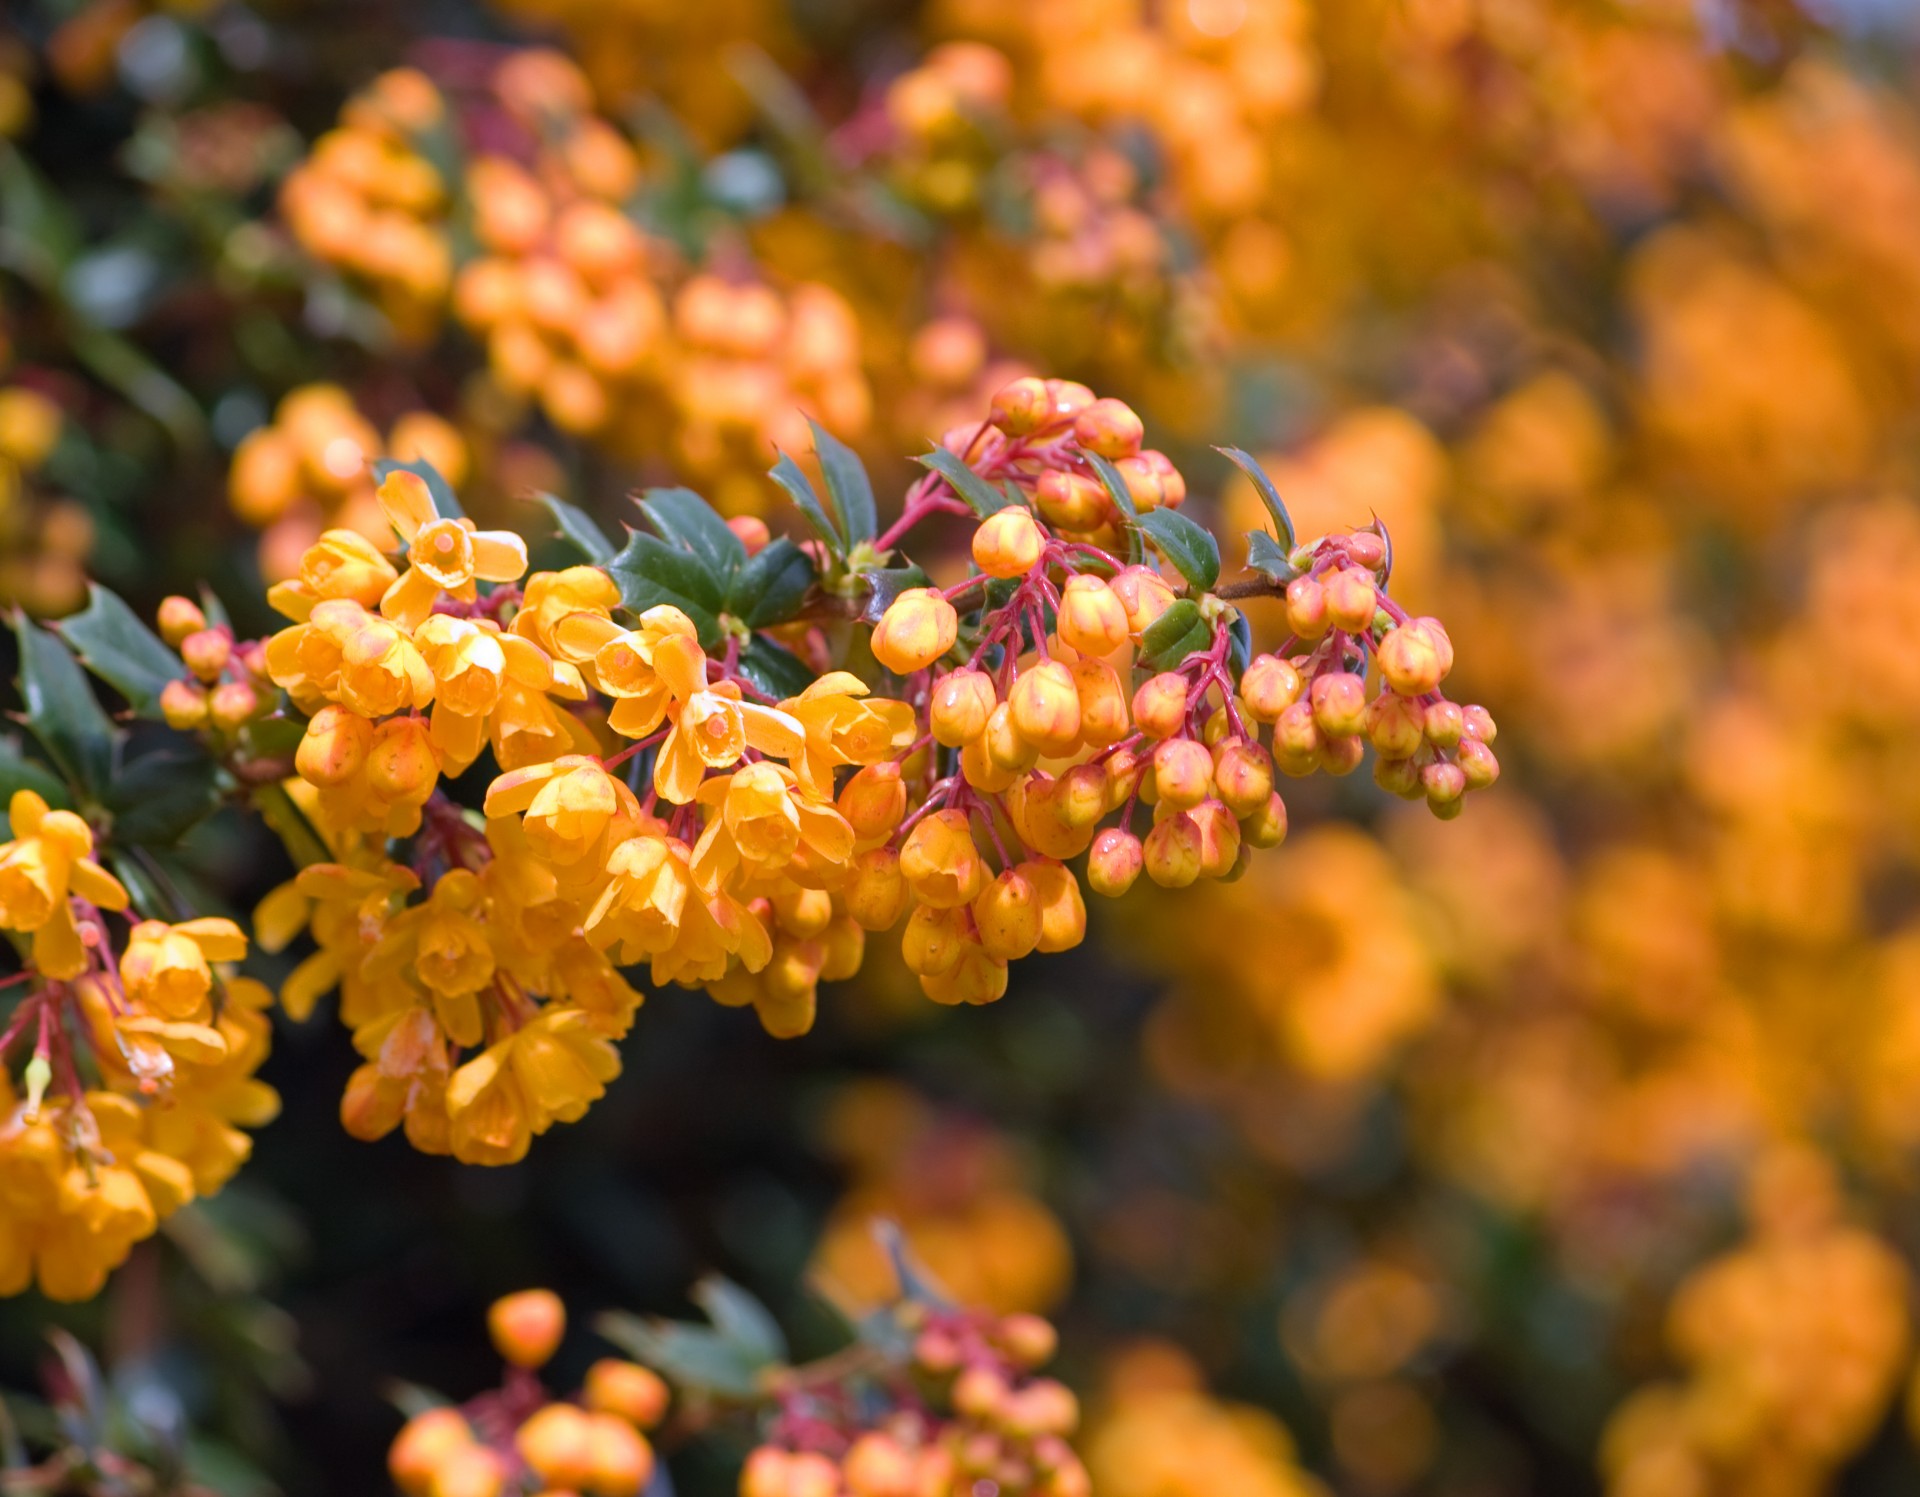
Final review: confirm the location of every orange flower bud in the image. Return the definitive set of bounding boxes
[973,869,1042,960]
[740,1448,791,1497]
[1114,450,1184,512]
[1365,691,1426,759]
[1151,737,1212,809]
[1373,755,1422,799]
[428,1442,504,1497]
[900,808,982,907]
[160,678,210,731]
[1242,790,1289,847]
[872,588,958,674]
[1375,620,1443,695]
[727,515,771,555]
[1319,734,1365,776]
[1284,576,1328,640]
[517,1404,596,1490]
[955,1366,1012,1421]
[1132,672,1189,740]
[1057,575,1129,656]
[583,1360,669,1430]
[1036,469,1107,531]
[771,884,834,940]
[902,901,966,976]
[972,508,1046,578]
[922,939,1010,1006]
[846,847,910,930]
[181,628,232,683]
[296,705,373,786]
[839,762,907,841]
[1212,737,1274,817]
[961,734,1019,792]
[1071,657,1130,747]
[368,716,439,801]
[1424,699,1465,749]
[1016,772,1097,861]
[990,376,1053,436]
[931,667,996,746]
[1073,397,1144,460]
[1309,673,1367,738]
[997,1312,1060,1369]
[1273,700,1322,772]
[1324,566,1378,633]
[1060,762,1109,828]
[1463,704,1497,743]
[1023,858,1086,952]
[1239,654,1302,723]
[1190,799,1242,877]
[1109,566,1176,635]
[157,595,206,647]
[1143,812,1202,888]
[1103,744,1146,808]
[1458,737,1500,790]
[984,701,1039,773]
[820,914,865,981]
[1087,827,1143,897]
[1423,759,1467,815]
[845,1433,916,1497]
[209,681,261,733]
[584,1412,654,1496]
[488,1288,565,1368]
[391,1408,474,1497]
[1010,660,1082,755]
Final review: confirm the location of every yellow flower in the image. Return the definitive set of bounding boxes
[119,918,248,1022]
[556,604,699,737]
[266,528,399,619]
[689,763,856,893]
[376,471,530,629]
[584,833,770,985]
[414,614,564,772]
[444,1010,618,1167]
[485,755,644,884]
[652,635,806,804]
[0,790,128,978]
[779,672,917,800]
[512,565,621,659]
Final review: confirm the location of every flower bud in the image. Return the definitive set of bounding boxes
[1104,744,1146,808]
[1365,691,1426,760]
[1424,698,1465,749]
[847,847,910,929]
[296,705,373,787]
[518,1404,596,1489]
[181,628,232,683]
[838,761,906,841]
[1211,737,1274,817]
[984,701,1040,773]
[1087,827,1143,897]
[368,716,439,801]
[1024,858,1086,952]
[931,667,997,746]
[756,953,821,1037]
[899,900,960,974]
[771,884,834,940]
[996,1313,1060,1368]
[1463,703,1497,743]
[972,507,1046,578]
[1242,791,1289,848]
[1057,575,1129,655]
[489,1288,565,1368]
[1132,672,1190,739]
[727,515,771,555]
[961,734,1019,792]
[1273,700,1322,773]
[157,595,206,647]
[1423,759,1467,815]
[1319,733,1365,776]
[1070,657,1129,746]
[1323,566,1378,633]
[920,943,1010,1006]
[1109,565,1177,635]
[584,1412,654,1496]
[1373,755,1423,799]
[584,1359,669,1429]
[1239,654,1303,723]
[1058,762,1109,829]
[1036,469,1107,530]
[1151,737,1212,809]
[208,681,261,733]
[161,678,210,731]
[900,808,982,907]
[391,1409,474,1496]
[1190,799,1242,877]
[1143,813,1202,888]
[820,914,865,982]
[973,869,1042,960]
[1458,737,1500,791]
[1116,450,1184,511]
[1010,660,1082,756]
[1309,672,1367,738]
[845,1434,916,1497]
[872,588,958,674]
[1284,576,1328,640]
[990,376,1053,435]
[741,1449,791,1497]
[1377,619,1450,697]
[430,1445,504,1497]
[1073,397,1144,459]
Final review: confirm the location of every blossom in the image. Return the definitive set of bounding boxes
[0,790,128,978]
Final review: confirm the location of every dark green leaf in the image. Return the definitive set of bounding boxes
[1227,609,1253,675]
[1138,599,1213,671]
[730,538,816,628]
[1246,530,1299,583]
[916,446,1015,518]
[14,613,116,795]
[808,418,877,545]
[532,492,616,564]
[640,487,745,582]
[1085,451,1138,520]
[372,457,464,521]
[768,450,844,553]
[105,748,220,847]
[736,637,816,700]
[0,144,82,284]
[1135,509,1221,591]
[58,584,184,718]
[1217,446,1295,552]
[0,735,71,812]
[691,1277,788,1363]
[858,565,932,625]
[607,532,724,644]
[594,1312,769,1401]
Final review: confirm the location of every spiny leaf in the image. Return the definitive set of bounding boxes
[0,735,70,812]
[1217,447,1295,552]
[607,531,725,645]
[1134,508,1221,591]
[594,1311,770,1401]
[639,487,746,582]
[768,450,844,554]
[808,418,878,545]
[730,538,816,628]
[14,613,117,796]
[532,491,616,564]
[1137,599,1212,671]
[916,446,1016,518]
[1245,530,1299,583]
[105,748,220,847]
[737,637,816,700]
[690,1277,788,1364]
[58,584,184,718]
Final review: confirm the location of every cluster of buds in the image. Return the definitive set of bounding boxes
[229,382,469,581]
[0,790,277,1300]
[278,67,454,341]
[741,1305,1086,1497]
[389,1289,666,1497]
[157,595,279,750]
[0,379,89,614]
[878,43,1017,214]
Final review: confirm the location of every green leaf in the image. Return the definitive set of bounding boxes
[1135,509,1221,591]
[14,613,117,796]
[736,637,815,700]
[916,446,1016,518]
[0,736,71,812]
[808,418,878,545]
[1227,609,1253,675]
[1085,451,1138,520]
[0,144,82,285]
[607,532,724,644]
[1217,446,1295,552]
[1138,599,1213,670]
[532,492,616,564]
[371,457,464,521]
[640,487,746,585]
[104,748,220,847]
[690,1277,788,1364]
[768,450,844,554]
[1246,530,1299,583]
[594,1311,770,1401]
[730,538,816,628]
[58,584,184,718]
[858,565,932,625]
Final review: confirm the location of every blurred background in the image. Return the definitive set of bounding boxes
[6,0,1920,1493]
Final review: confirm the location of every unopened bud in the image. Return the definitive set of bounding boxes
[846,847,910,930]
[1365,691,1426,760]
[181,628,232,683]
[931,667,997,746]
[1462,703,1497,743]
[1151,737,1212,809]
[1211,737,1273,817]
[1057,575,1129,656]
[1036,469,1107,530]
[1072,397,1144,460]
[1132,672,1190,739]
[367,716,439,801]
[157,595,206,647]
[1309,672,1367,738]
[872,588,958,674]
[1424,698,1465,749]
[1318,733,1365,776]
[1087,827,1143,897]
[1323,566,1378,633]
[1458,737,1500,790]
[1242,790,1289,848]
[1284,576,1328,640]
[973,869,1042,960]
[488,1288,565,1368]
[160,678,210,731]
[1143,812,1202,888]
[1109,565,1177,635]
[1422,759,1467,812]
[209,681,261,733]
[1010,660,1081,755]
[1239,654,1303,723]
[1377,618,1450,696]
[296,705,373,786]
[972,507,1046,578]
[838,761,906,840]
[990,376,1054,436]
[584,1359,670,1429]
[727,515,771,556]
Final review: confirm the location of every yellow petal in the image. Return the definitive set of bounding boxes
[7,789,48,837]
[32,904,85,980]
[252,881,311,954]
[178,917,247,962]
[69,859,128,912]
[378,567,440,631]
[471,529,530,583]
[654,633,708,701]
[741,703,807,762]
[499,631,556,688]
[377,469,435,542]
[279,951,341,1022]
[654,729,704,805]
